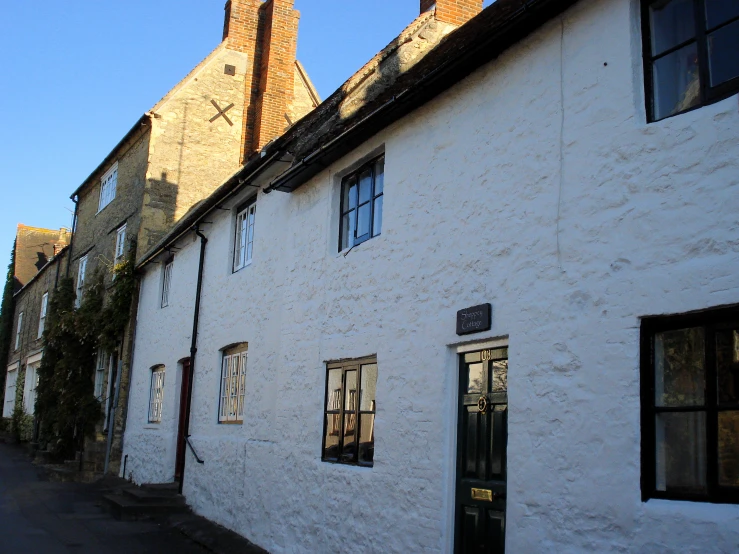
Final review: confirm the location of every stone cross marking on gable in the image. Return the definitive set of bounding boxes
[209,100,235,126]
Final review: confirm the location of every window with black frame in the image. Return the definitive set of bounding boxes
[642,0,739,122]
[641,306,739,503]
[322,357,377,466]
[339,156,384,251]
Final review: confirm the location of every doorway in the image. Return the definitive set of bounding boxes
[455,347,508,553]
[174,358,191,483]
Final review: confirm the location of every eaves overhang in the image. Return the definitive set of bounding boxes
[263,0,581,194]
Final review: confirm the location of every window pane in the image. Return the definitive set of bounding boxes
[468,363,484,393]
[652,43,701,120]
[326,369,342,411]
[323,415,340,459]
[705,0,739,29]
[358,413,375,464]
[358,168,373,204]
[372,196,383,237]
[655,411,707,493]
[716,328,739,404]
[343,177,357,210]
[360,363,377,411]
[374,157,385,195]
[649,0,696,56]
[719,411,739,486]
[341,211,355,250]
[492,359,508,393]
[345,370,357,411]
[654,327,705,407]
[357,204,371,238]
[708,20,739,86]
[341,414,356,462]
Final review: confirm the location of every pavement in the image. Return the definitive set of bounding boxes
[0,438,266,554]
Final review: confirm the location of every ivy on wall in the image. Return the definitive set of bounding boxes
[0,240,17,402]
[35,248,136,458]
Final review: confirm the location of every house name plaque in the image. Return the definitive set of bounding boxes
[456,303,491,336]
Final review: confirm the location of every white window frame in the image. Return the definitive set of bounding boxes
[98,163,118,213]
[75,256,87,308]
[115,224,127,263]
[23,363,39,415]
[148,366,166,423]
[233,202,256,272]
[161,258,173,308]
[38,292,48,339]
[219,347,248,423]
[3,364,18,418]
[15,312,23,351]
[94,350,108,400]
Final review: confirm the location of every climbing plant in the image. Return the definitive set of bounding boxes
[0,240,17,400]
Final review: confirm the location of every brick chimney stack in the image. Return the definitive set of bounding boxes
[420,0,482,26]
[222,0,300,160]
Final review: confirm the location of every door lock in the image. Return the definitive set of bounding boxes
[477,395,489,414]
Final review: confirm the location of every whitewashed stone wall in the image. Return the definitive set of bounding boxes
[123,0,739,552]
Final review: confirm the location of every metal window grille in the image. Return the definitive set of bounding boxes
[161,260,173,308]
[148,367,165,423]
[219,350,247,423]
[115,224,127,262]
[233,203,256,272]
[94,350,107,399]
[98,163,118,212]
[15,312,23,350]
[38,293,48,338]
[75,256,87,308]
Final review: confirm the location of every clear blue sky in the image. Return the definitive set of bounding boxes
[0,1,492,267]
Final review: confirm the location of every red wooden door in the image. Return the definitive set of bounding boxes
[175,359,191,483]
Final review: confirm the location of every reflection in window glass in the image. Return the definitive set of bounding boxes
[649,0,696,55]
[360,364,377,411]
[655,411,707,493]
[492,360,508,393]
[705,0,739,29]
[654,327,705,407]
[652,44,701,121]
[468,363,484,393]
[716,329,739,404]
[708,20,739,86]
[718,411,739,486]
[323,415,340,460]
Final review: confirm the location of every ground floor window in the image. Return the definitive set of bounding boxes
[322,356,377,466]
[148,366,165,423]
[94,350,107,399]
[219,345,247,423]
[641,305,739,504]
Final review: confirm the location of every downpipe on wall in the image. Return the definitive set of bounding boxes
[180,226,208,494]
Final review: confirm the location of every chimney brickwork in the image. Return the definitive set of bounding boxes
[422,0,482,26]
[222,0,300,160]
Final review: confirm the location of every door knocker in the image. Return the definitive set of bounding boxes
[477,395,489,414]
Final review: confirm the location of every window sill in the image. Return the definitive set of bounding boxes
[143,424,161,430]
[337,234,381,258]
[218,420,243,425]
[232,260,253,274]
[321,458,374,469]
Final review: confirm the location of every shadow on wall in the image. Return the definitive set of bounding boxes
[145,171,179,249]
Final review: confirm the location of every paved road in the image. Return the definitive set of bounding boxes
[0,440,206,554]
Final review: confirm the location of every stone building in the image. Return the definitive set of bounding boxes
[6,0,318,474]
[121,0,739,551]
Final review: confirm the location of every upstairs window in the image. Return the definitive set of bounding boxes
[161,258,173,308]
[641,305,739,504]
[233,201,256,272]
[148,366,166,423]
[219,344,248,423]
[75,256,87,308]
[98,163,118,212]
[322,356,377,466]
[339,156,384,251]
[38,292,48,339]
[115,224,127,263]
[15,312,23,351]
[642,0,739,121]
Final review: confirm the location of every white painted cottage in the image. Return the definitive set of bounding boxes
[121,0,739,551]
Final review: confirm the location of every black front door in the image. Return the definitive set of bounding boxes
[455,347,508,554]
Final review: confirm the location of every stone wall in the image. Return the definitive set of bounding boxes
[123,0,739,552]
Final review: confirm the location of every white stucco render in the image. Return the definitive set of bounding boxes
[123,0,739,552]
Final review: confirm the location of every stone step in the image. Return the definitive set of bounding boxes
[141,482,180,492]
[123,486,183,504]
[103,493,190,521]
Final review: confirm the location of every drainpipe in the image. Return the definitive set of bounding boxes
[66,196,79,278]
[180,226,208,494]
